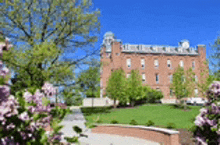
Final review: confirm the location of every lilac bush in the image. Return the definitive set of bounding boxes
[0,40,79,144]
[193,81,220,145]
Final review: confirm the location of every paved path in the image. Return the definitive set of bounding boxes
[60,107,159,145]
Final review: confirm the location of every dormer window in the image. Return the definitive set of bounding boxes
[179,48,183,53]
[153,47,158,52]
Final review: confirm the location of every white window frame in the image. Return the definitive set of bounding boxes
[127,73,131,78]
[166,47,170,52]
[169,74,173,83]
[194,88,198,96]
[141,59,145,68]
[195,75,198,82]
[180,60,184,68]
[192,61,195,70]
[154,59,159,68]
[167,60,171,68]
[156,74,159,84]
[127,58,131,68]
[142,73,146,82]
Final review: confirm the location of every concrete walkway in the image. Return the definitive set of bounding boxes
[60,107,159,145]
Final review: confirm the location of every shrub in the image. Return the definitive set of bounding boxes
[81,106,112,116]
[166,122,176,129]
[96,119,103,123]
[146,120,155,126]
[147,89,164,103]
[111,120,119,124]
[129,119,138,125]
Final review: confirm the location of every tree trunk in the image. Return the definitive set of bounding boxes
[131,101,135,107]
[184,100,187,110]
[113,99,116,109]
[92,97,94,108]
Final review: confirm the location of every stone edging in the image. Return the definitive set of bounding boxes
[94,123,179,135]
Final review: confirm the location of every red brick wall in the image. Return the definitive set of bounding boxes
[92,125,180,145]
[100,42,206,101]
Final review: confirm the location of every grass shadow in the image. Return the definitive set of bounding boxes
[81,106,112,116]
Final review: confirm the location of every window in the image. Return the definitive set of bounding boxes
[156,74,159,84]
[195,75,198,82]
[154,59,159,68]
[106,53,110,57]
[170,89,173,97]
[167,47,170,52]
[192,61,195,70]
[194,88,198,97]
[169,74,173,83]
[127,58,131,68]
[153,47,158,52]
[142,73,146,82]
[141,59,145,68]
[179,60,184,68]
[167,60,171,68]
[127,73,131,78]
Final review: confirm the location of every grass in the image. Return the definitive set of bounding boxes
[82,104,202,129]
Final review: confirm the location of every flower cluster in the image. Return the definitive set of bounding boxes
[194,81,220,144]
[0,39,63,144]
[0,84,55,144]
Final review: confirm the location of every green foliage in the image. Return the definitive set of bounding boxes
[106,69,127,108]
[73,126,82,134]
[0,0,100,93]
[166,122,176,129]
[81,106,112,116]
[110,120,119,124]
[146,89,163,103]
[129,119,138,125]
[126,70,142,107]
[78,66,100,98]
[146,120,155,126]
[171,66,188,101]
[62,88,83,106]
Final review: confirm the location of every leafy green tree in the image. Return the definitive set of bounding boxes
[185,67,196,98]
[106,69,127,108]
[62,88,82,106]
[197,60,215,98]
[171,66,188,104]
[0,0,100,92]
[210,36,220,74]
[127,70,142,107]
[78,66,100,98]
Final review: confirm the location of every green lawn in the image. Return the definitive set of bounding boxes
[83,104,202,129]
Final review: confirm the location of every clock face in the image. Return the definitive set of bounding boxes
[182,42,189,48]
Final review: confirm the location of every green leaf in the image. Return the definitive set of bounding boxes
[73,126,82,134]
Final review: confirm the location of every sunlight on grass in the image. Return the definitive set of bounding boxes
[83,104,201,129]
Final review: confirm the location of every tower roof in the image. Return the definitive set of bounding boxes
[104,31,114,37]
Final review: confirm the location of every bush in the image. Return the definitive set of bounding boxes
[111,120,119,124]
[147,89,164,103]
[96,119,103,123]
[129,119,138,125]
[146,120,155,126]
[81,106,112,116]
[166,122,176,129]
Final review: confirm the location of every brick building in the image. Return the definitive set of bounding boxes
[100,31,206,103]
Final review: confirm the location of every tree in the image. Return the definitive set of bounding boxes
[171,66,188,104]
[106,69,127,108]
[210,36,220,75]
[197,60,215,98]
[0,0,100,91]
[78,66,100,98]
[185,67,196,98]
[126,70,142,107]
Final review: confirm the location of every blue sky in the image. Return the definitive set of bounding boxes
[92,0,220,66]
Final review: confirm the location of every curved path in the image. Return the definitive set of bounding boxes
[60,107,159,145]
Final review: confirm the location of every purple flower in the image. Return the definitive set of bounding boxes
[195,116,206,127]
[19,112,30,121]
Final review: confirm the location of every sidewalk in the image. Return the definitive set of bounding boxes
[60,107,159,145]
